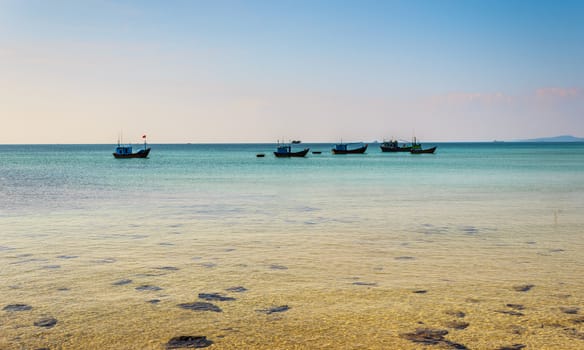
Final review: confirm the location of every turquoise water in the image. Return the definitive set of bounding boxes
[1,143,584,349]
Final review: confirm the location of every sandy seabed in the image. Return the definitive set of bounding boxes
[1,211,583,349]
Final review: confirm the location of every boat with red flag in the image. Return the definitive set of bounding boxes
[113,134,151,158]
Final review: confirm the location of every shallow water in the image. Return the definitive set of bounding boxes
[1,143,583,349]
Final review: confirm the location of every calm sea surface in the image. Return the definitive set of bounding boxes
[1,143,583,349]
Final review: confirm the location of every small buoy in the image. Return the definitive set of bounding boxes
[256,153,265,158]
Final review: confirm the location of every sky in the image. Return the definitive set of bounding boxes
[0,0,583,143]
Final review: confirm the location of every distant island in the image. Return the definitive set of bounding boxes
[520,135,584,142]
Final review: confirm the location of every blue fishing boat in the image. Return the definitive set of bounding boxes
[332,142,367,154]
[274,143,309,158]
[113,134,151,158]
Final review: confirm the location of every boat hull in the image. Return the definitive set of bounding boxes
[410,146,437,154]
[332,145,368,154]
[380,145,411,152]
[113,148,151,158]
[274,148,309,158]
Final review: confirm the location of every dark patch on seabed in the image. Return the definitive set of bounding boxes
[421,224,449,235]
[445,310,466,318]
[112,279,132,286]
[3,303,32,312]
[199,262,217,268]
[395,256,416,260]
[178,302,222,312]
[42,264,61,269]
[400,328,468,349]
[225,286,247,293]
[506,304,525,310]
[155,266,180,271]
[560,306,580,314]
[512,284,534,292]
[352,281,378,286]
[198,293,236,301]
[166,335,213,349]
[269,264,288,270]
[34,317,58,328]
[135,285,163,292]
[93,258,116,264]
[444,320,469,330]
[496,310,524,317]
[256,305,290,314]
[496,345,526,350]
[56,255,78,259]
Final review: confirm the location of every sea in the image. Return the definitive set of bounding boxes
[1,142,583,349]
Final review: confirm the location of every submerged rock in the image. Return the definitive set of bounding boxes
[512,284,534,292]
[560,307,579,315]
[3,304,32,312]
[178,302,222,312]
[225,286,247,293]
[34,317,58,328]
[496,310,524,317]
[506,304,525,310]
[57,255,78,259]
[400,328,468,349]
[444,321,469,330]
[445,310,466,318]
[136,285,163,292]
[352,281,378,286]
[496,345,526,350]
[413,290,428,294]
[395,256,416,260]
[166,336,213,349]
[269,264,288,270]
[257,305,290,314]
[198,293,235,302]
[42,265,61,269]
[155,266,179,271]
[112,279,133,286]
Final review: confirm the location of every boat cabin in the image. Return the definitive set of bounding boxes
[114,145,133,156]
[276,145,291,154]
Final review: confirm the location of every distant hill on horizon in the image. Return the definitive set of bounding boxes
[520,135,584,142]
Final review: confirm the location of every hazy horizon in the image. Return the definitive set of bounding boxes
[1,1,583,144]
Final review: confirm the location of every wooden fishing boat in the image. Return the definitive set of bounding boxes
[410,146,437,154]
[332,143,368,154]
[274,144,309,157]
[380,138,421,152]
[113,134,150,158]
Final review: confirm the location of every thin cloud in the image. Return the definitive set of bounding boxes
[535,87,582,98]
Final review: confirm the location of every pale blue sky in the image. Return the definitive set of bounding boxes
[1,0,583,143]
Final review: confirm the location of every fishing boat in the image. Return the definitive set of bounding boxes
[410,146,437,154]
[331,143,368,154]
[380,138,421,152]
[113,134,151,159]
[274,143,309,158]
